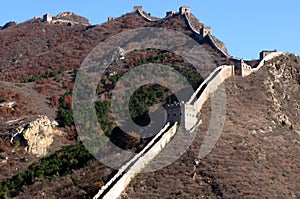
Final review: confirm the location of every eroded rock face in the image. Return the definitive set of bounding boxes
[263,54,300,130]
[11,115,59,156]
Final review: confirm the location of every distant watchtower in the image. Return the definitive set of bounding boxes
[108,17,116,22]
[260,50,277,60]
[179,6,191,15]
[234,59,252,77]
[134,6,143,12]
[200,26,211,38]
[165,102,182,123]
[43,13,52,23]
[166,11,177,17]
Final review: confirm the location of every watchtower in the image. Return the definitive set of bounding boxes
[234,59,252,77]
[166,11,177,17]
[179,6,191,15]
[108,17,116,22]
[165,103,182,123]
[260,50,277,60]
[43,13,52,23]
[200,26,211,38]
[182,103,199,131]
[134,6,143,12]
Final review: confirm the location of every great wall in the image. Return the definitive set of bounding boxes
[94,123,178,199]
[133,5,229,58]
[90,6,286,199]
[42,12,90,26]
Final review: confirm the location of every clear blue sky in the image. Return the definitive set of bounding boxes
[1,0,299,60]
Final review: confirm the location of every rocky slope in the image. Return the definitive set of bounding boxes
[0,10,228,82]
[121,54,300,198]
[0,7,299,199]
[0,8,229,197]
[10,115,61,156]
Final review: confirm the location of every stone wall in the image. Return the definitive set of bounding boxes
[136,8,160,22]
[253,52,286,73]
[184,13,200,34]
[188,65,223,104]
[94,64,235,198]
[42,12,90,26]
[177,65,233,132]
[94,123,178,199]
[234,59,252,77]
[183,13,229,57]
[93,55,285,198]
[193,65,234,114]
[133,6,229,58]
[207,35,229,57]
[92,6,276,199]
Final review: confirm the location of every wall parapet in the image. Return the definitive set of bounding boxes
[182,65,234,131]
[183,13,229,58]
[94,123,178,199]
[136,8,160,22]
[252,52,286,73]
[207,34,229,57]
[188,65,224,104]
[193,65,234,113]
[184,13,200,34]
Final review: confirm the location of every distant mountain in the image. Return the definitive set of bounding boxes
[0,8,229,82]
[0,6,298,199]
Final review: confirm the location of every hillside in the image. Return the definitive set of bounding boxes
[0,8,229,82]
[121,53,300,199]
[0,6,299,199]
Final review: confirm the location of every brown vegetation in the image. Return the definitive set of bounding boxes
[0,87,33,118]
[122,54,300,198]
[0,8,298,199]
[0,11,227,82]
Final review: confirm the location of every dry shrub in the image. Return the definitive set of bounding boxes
[0,87,33,117]
[49,94,60,108]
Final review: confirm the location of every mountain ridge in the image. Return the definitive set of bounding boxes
[0,6,233,82]
[0,5,298,199]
